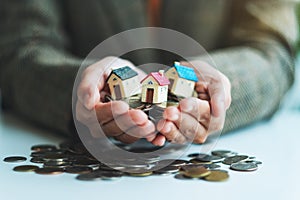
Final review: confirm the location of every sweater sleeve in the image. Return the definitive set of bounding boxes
[192,0,299,133]
[0,0,86,136]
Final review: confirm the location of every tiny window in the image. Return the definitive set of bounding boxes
[148,81,153,85]
[113,77,117,81]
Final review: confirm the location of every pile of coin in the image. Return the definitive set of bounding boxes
[3,142,262,182]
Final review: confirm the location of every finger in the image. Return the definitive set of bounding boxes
[126,120,155,138]
[101,109,149,137]
[95,101,129,125]
[177,113,208,143]
[151,134,166,146]
[114,133,139,144]
[179,97,210,128]
[77,67,104,110]
[195,81,208,93]
[208,81,226,117]
[157,120,187,144]
[76,101,97,123]
[163,106,180,121]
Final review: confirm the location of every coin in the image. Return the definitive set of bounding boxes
[189,158,212,164]
[65,166,93,174]
[128,171,153,177]
[90,170,123,181]
[211,150,236,157]
[230,162,258,172]
[187,153,209,158]
[43,154,69,162]
[174,174,193,180]
[13,165,39,172]
[76,173,103,181]
[204,170,229,182]
[4,156,27,163]
[35,167,64,175]
[43,161,72,169]
[181,166,211,178]
[30,157,45,163]
[156,159,188,167]
[31,144,57,152]
[194,155,223,163]
[222,155,249,165]
[153,165,179,175]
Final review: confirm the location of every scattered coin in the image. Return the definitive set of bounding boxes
[230,162,258,172]
[222,155,249,165]
[189,158,212,164]
[31,144,57,152]
[174,174,193,180]
[65,166,93,174]
[4,140,261,182]
[128,171,153,177]
[13,165,39,172]
[211,150,237,157]
[181,166,211,178]
[153,165,179,175]
[194,155,223,163]
[30,157,45,164]
[204,170,229,182]
[4,156,27,163]
[35,167,64,175]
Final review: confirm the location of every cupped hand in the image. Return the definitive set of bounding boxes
[76,56,156,144]
[151,60,231,146]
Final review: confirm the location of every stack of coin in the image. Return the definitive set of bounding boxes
[3,143,262,182]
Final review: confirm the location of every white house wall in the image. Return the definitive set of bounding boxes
[122,77,141,97]
[173,78,195,98]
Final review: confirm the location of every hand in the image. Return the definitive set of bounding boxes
[76,56,156,144]
[150,60,231,145]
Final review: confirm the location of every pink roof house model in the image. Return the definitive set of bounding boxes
[140,70,170,104]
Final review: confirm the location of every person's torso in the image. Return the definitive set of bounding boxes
[62,0,232,64]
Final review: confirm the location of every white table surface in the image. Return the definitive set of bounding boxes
[0,108,300,200]
[1,57,300,200]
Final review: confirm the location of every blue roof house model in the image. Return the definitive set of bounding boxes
[165,62,199,98]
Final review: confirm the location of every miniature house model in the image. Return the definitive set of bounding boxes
[106,66,140,100]
[140,70,170,104]
[165,62,198,98]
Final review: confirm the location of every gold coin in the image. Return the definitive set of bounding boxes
[128,171,153,177]
[204,170,229,182]
[13,165,39,172]
[181,166,211,178]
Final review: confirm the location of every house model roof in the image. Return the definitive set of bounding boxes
[108,66,138,80]
[141,72,170,86]
[174,63,199,82]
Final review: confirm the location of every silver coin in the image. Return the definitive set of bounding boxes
[194,155,223,163]
[211,150,236,157]
[222,155,249,165]
[245,160,262,165]
[153,165,179,174]
[174,174,193,180]
[230,162,258,171]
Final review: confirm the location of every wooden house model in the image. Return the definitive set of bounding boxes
[165,62,198,98]
[140,70,170,104]
[106,66,140,100]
